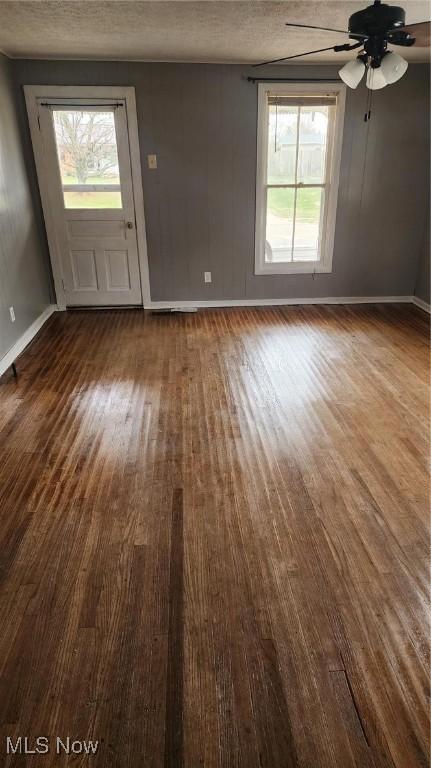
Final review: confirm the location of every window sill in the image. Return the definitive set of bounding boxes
[255,262,333,276]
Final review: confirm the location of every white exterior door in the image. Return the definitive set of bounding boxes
[35,98,143,306]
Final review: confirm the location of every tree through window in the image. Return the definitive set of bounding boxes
[52,109,122,209]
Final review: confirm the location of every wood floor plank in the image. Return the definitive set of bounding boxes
[0,304,429,767]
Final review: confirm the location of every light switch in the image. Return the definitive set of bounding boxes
[147,154,157,169]
[204,272,212,283]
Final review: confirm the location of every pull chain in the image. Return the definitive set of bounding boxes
[364,72,373,122]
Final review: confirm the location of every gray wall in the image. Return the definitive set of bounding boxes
[414,211,430,304]
[12,59,430,303]
[0,54,52,361]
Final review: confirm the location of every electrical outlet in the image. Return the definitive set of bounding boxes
[204,272,212,283]
[9,306,15,323]
[147,154,157,169]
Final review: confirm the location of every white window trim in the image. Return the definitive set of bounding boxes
[254,81,346,276]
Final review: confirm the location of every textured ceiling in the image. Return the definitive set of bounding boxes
[0,1,429,64]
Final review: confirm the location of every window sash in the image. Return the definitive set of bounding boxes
[264,101,331,265]
[264,186,326,265]
[255,82,346,276]
[267,183,326,189]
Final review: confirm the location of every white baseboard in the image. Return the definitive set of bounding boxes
[145,295,413,310]
[412,295,431,314]
[0,304,57,379]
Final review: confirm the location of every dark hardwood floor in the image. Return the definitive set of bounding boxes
[0,304,429,768]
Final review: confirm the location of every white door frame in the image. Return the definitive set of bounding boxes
[25,85,151,310]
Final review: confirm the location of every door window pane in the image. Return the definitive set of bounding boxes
[267,105,298,185]
[297,107,329,184]
[293,188,323,261]
[52,109,123,209]
[265,187,295,262]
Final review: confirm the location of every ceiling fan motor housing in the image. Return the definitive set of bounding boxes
[349,3,406,39]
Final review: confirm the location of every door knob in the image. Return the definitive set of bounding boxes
[126,221,134,229]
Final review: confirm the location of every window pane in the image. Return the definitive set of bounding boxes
[267,105,298,185]
[265,188,295,262]
[297,107,329,184]
[293,188,323,261]
[52,109,123,208]
[63,190,122,209]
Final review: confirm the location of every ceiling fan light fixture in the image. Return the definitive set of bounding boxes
[366,65,387,90]
[339,58,366,88]
[380,51,408,84]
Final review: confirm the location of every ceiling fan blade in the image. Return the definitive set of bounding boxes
[252,41,361,68]
[253,44,346,68]
[401,21,430,46]
[285,22,368,38]
[285,22,348,34]
[401,20,430,28]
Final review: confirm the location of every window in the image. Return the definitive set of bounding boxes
[52,108,123,209]
[255,83,346,275]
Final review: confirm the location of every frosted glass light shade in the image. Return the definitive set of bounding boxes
[366,66,387,90]
[339,59,366,88]
[380,52,408,84]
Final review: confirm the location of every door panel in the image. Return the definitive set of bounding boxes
[67,220,126,238]
[71,250,98,290]
[38,101,142,306]
[106,251,131,290]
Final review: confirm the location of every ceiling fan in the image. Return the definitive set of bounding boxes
[254,0,430,90]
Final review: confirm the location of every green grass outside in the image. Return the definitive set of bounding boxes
[62,173,122,209]
[63,191,122,209]
[62,182,321,215]
[268,187,322,222]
